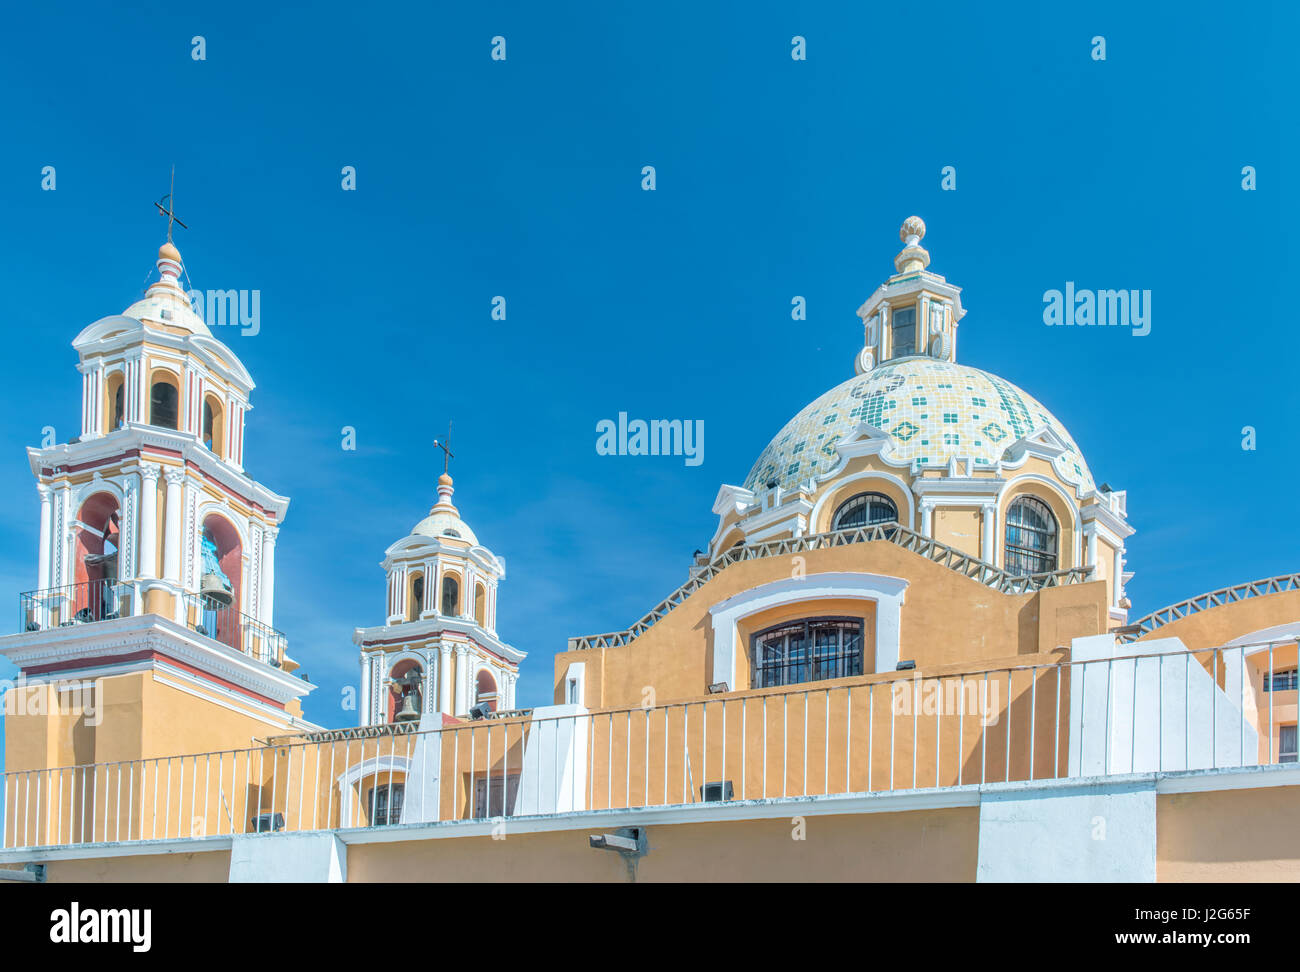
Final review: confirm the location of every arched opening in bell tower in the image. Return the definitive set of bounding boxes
[73,491,122,621]
[149,370,180,430]
[407,572,424,622]
[441,573,460,616]
[104,371,125,432]
[202,394,225,457]
[193,512,246,652]
[475,669,498,713]
[474,582,487,627]
[387,658,424,723]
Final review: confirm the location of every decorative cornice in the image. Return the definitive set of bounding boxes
[0,614,311,705]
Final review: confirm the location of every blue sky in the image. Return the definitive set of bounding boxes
[0,1,1296,764]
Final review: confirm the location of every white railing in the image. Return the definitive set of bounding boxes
[2,643,1292,850]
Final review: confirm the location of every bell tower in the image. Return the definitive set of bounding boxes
[1,226,316,776]
[353,465,525,727]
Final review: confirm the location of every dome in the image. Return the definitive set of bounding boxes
[122,290,211,336]
[743,357,1095,494]
[411,510,478,545]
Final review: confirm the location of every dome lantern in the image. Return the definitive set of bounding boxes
[856,216,965,374]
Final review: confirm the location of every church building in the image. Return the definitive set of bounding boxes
[3,215,1299,884]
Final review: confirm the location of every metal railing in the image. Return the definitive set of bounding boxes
[180,593,286,668]
[568,522,1093,651]
[18,579,134,633]
[2,643,1290,851]
[1116,572,1300,643]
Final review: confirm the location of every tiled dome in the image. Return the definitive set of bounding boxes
[743,357,1094,494]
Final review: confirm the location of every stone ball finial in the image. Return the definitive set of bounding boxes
[900,216,926,246]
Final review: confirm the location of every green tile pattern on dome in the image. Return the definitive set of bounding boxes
[743,358,1094,494]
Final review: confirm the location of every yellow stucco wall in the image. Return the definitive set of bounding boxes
[42,850,231,883]
[1158,784,1300,881]
[556,540,1106,708]
[345,806,979,882]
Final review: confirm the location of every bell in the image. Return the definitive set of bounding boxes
[395,691,421,722]
[200,571,234,607]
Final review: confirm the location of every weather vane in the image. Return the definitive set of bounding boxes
[433,421,454,475]
[154,166,188,243]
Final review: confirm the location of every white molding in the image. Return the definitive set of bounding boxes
[809,468,918,532]
[708,572,909,689]
[353,614,525,664]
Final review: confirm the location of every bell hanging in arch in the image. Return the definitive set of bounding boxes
[395,691,420,722]
[200,571,234,607]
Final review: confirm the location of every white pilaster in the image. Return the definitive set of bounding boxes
[260,528,277,625]
[453,644,469,715]
[439,643,454,715]
[360,650,372,725]
[36,484,52,591]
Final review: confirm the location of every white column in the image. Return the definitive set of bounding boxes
[162,468,185,584]
[1085,527,1098,572]
[980,503,996,563]
[260,528,277,625]
[453,645,469,715]
[36,484,52,591]
[439,643,454,715]
[137,463,159,579]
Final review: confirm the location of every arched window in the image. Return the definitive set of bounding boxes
[476,669,498,712]
[149,377,179,429]
[832,491,899,531]
[441,574,459,616]
[474,582,487,627]
[1004,496,1059,575]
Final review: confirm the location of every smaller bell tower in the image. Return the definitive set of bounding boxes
[353,463,524,727]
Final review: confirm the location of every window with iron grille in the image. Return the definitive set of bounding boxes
[832,491,898,531]
[1004,495,1058,575]
[473,773,521,819]
[751,617,864,689]
[1266,668,1298,692]
[367,783,404,826]
[1281,725,1298,763]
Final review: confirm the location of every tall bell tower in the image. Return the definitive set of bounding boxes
[1,228,317,775]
